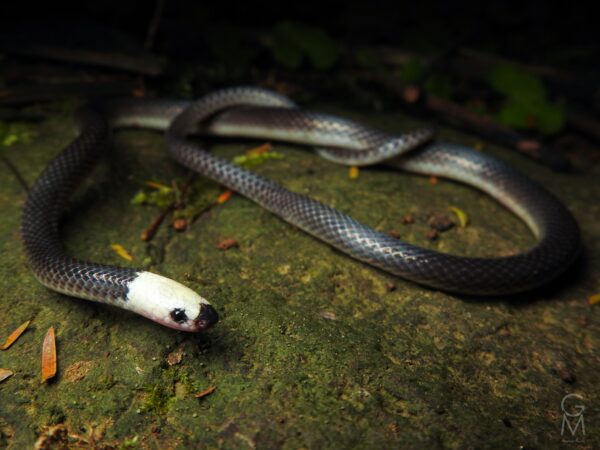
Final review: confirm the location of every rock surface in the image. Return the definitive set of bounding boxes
[1,102,598,449]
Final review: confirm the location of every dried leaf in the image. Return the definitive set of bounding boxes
[217,239,238,250]
[145,180,172,190]
[217,190,233,204]
[111,244,134,262]
[64,361,93,382]
[587,294,600,305]
[194,386,217,398]
[246,143,272,156]
[449,206,469,228]
[1,320,30,350]
[166,345,185,366]
[41,327,57,383]
[349,166,360,179]
[172,218,188,231]
[0,368,13,383]
[429,175,438,185]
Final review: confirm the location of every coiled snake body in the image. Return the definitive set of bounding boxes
[22,87,581,331]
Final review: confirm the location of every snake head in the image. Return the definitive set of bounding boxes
[126,271,218,332]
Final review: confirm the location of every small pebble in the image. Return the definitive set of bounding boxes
[427,213,455,232]
[426,230,439,241]
[402,214,415,225]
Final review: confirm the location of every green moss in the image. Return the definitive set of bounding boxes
[0,101,599,449]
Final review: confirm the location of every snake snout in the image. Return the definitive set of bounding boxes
[194,303,219,331]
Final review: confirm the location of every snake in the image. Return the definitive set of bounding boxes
[21,87,581,332]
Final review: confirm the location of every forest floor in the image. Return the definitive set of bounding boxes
[1,100,599,449]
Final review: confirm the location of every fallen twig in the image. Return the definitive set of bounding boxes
[141,173,196,241]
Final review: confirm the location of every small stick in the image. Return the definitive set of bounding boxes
[141,173,196,241]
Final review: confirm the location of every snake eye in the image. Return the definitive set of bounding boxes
[170,308,188,324]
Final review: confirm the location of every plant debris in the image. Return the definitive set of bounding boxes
[0,368,13,383]
[194,386,217,399]
[34,424,68,450]
[401,214,415,224]
[110,244,134,261]
[41,326,57,383]
[426,229,439,241]
[1,319,30,350]
[349,166,360,179]
[388,230,401,239]
[217,238,239,250]
[587,294,600,305]
[449,206,469,227]
[166,344,185,366]
[217,190,233,204]
[233,143,283,168]
[131,181,175,208]
[427,213,455,232]
[63,361,93,382]
[139,175,196,241]
[172,218,188,231]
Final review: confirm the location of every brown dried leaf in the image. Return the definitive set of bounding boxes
[64,361,93,382]
[1,320,30,350]
[194,386,217,399]
[166,345,185,366]
[217,238,238,250]
[41,327,57,383]
[0,368,13,383]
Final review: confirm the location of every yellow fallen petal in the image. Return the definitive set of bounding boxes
[41,327,57,383]
[0,368,13,383]
[1,320,31,350]
[587,294,600,305]
[349,166,360,179]
[111,244,134,262]
[449,206,469,228]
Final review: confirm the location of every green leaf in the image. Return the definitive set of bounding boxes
[535,99,566,135]
[496,97,565,135]
[489,64,546,100]
[489,64,565,135]
[496,100,532,129]
[233,151,284,168]
[397,59,424,83]
[0,122,33,147]
[130,191,148,205]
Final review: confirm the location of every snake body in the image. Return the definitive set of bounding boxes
[22,87,581,331]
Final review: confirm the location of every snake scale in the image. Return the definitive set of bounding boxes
[21,87,581,331]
